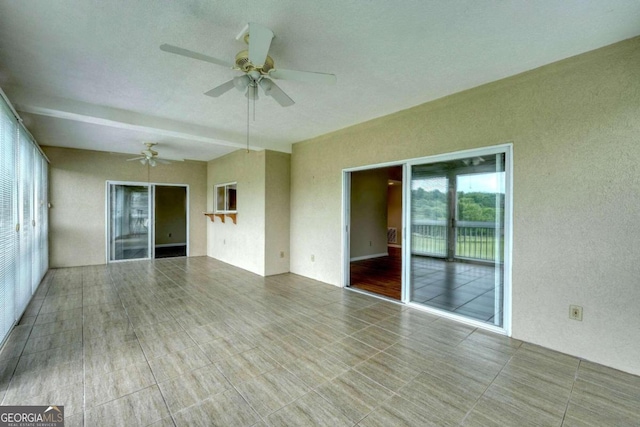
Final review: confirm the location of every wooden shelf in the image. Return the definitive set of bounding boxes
[204,212,237,224]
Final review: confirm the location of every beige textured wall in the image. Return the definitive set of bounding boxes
[207,150,266,275]
[265,151,291,276]
[290,37,640,375]
[207,149,291,276]
[44,146,207,267]
[350,168,389,259]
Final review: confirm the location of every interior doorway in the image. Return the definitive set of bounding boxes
[154,185,187,258]
[107,182,189,262]
[348,166,403,300]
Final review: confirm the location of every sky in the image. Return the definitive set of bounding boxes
[457,172,505,193]
[412,172,505,193]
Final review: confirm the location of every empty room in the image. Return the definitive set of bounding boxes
[1,1,639,426]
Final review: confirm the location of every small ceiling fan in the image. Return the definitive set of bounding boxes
[160,22,337,107]
[126,142,174,167]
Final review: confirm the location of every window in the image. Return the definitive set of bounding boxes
[0,89,48,346]
[0,93,18,346]
[214,182,237,213]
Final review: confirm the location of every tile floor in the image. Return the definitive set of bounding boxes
[1,256,639,426]
[411,256,502,324]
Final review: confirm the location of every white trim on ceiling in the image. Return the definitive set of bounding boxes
[9,89,279,153]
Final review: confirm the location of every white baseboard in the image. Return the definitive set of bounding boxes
[350,252,388,262]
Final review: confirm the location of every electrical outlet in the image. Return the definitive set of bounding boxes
[311,254,315,262]
[369,241,372,246]
[223,239,225,245]
[569,305,583,321]
[280,251,284,258]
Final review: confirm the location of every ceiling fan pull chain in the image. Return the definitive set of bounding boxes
[246,88,250,153]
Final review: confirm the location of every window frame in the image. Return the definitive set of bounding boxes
[214,182,237,214]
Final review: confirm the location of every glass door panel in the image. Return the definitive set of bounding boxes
[410,175,448,258]
[409,153,506,327]
[109,184,151,261]
[455,172,505,262]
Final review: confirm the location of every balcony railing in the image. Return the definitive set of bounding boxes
[411,220,448,257]
[411,220,502,262]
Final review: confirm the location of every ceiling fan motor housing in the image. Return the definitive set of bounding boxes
[142,142,158,157]
[235,50,274,73]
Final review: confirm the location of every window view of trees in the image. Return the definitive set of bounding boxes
[411,174,505,261]
[457,191,503,222]
[411,187,504,222]
[411,187,448,221]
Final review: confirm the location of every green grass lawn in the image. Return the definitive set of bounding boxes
[412,234,503,261]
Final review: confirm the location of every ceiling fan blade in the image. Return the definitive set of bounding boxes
[157,157,184,162]
[126,156,145,161]
[261,79,294,107]
[269,68,337,85]
[155,158,172,165]
[160,44,233,68]
[204,80,236,97]
[248,22,274,68]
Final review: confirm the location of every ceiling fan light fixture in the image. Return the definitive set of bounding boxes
[233,75,251,92]
[149,159,157,167]
[258,78,272,96]
[140,158,147,165]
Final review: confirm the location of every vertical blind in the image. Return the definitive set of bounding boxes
[0,90,48,346]
[0,98,18,346]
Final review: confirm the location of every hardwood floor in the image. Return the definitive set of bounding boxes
[350,247,402,300]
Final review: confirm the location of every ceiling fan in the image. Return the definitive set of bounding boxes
[160,22,337,107]
[126,142,174,167]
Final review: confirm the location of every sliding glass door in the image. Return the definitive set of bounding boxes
[108,184,152,261]
[408,150,507,328]
[342,145,511,332]
[107,182,189,262]
[1,92,49,345]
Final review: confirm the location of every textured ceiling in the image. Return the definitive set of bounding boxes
[1,0,639,161]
